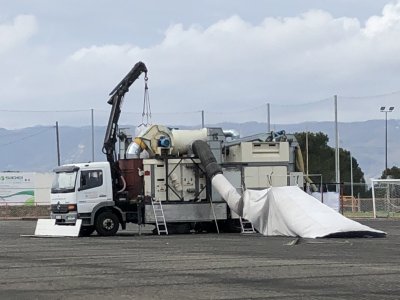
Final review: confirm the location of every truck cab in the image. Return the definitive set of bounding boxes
[51,162,117,236]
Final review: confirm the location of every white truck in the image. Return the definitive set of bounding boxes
[47,62,301,236]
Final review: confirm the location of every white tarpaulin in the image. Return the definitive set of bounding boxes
[212,174,385,238]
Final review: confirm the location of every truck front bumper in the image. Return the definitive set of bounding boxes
[51,212,78,225]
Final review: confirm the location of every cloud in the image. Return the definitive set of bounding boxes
[64,4,399,83]
[0,15,37,55]
[364,1,400,37]
[62,3,400,120]
[1,1,400,129]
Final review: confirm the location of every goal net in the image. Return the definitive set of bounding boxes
[371,179,400,218]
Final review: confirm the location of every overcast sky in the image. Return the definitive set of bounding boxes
[1,0,400,128]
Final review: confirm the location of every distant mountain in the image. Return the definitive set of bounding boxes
[1,120,399,181]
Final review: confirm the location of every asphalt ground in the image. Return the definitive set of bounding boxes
[0,219,399,300]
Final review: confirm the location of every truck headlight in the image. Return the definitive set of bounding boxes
[67,204,77,212]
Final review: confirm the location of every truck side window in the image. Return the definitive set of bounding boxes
[80,170,103,190]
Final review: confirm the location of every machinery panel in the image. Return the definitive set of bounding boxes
[289,172,304,187]
[145,202,228,222]
[143,158,206,201]
[226,142,289,163]
[244,166,288,188]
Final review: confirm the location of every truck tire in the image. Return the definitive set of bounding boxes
[95,211,119,236]
[79,226,95,237]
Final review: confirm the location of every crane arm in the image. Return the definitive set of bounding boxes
[103,61,148,193]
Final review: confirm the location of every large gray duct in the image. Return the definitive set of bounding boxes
[192,140,222,179]
[192,140,243,215]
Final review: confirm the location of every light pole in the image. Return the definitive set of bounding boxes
[380,106,395,177]
[350,151,353,199]
[91,108,95,162]
[55,121,60,166]
[334,95,340,193]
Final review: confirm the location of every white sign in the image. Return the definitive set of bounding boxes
[0,172,35,205]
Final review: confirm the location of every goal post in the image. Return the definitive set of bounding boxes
[371,178,400,218]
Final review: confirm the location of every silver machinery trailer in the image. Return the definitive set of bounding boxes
[38,62,303,237]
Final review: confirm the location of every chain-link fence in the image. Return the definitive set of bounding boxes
[2,181,398,220]
[319,182,400,219]
[304,181,381,218]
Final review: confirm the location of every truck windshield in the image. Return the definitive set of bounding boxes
[51,171,77,193]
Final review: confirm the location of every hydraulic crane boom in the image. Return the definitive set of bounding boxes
[103,61,148,194]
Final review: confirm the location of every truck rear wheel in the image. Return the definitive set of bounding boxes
[95,211,119,236]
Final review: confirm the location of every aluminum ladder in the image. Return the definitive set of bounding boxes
[151,199,168,235]
[239,217,255,234]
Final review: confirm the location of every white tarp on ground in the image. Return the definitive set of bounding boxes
[212,174,385,238]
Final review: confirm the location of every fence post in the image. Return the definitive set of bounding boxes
[340,183,344,215]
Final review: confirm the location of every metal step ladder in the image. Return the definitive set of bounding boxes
[239,217,256,234]
[151,199,168,235]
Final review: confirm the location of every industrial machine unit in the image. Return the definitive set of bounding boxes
[47,62,303,236]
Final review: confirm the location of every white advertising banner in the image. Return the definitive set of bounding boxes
[0,172,36,206]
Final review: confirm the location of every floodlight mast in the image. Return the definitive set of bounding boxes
[380,106,395,177]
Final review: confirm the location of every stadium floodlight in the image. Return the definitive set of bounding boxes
[380,106,395,176]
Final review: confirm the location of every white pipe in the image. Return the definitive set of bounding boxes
[211,174,243,216]
[171,128,208,155]
[126,126,208,158]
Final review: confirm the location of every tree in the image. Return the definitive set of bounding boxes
[294,132,335,181]
[294,132,366,195]
[380,166,400,179]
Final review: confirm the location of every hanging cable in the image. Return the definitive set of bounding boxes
[141,75,152,126]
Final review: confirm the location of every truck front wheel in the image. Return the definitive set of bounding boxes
[95,211,119,236]
[79,226,95,237]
